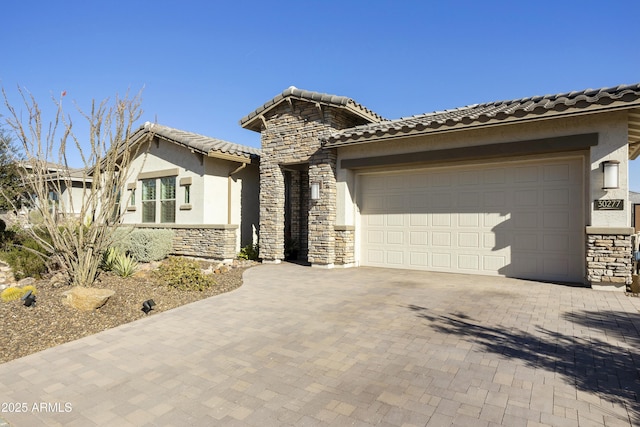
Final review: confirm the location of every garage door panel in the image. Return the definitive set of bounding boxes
[458,192,480,207]
[514,166,539,183]
[515,189,539,206]
[359,158,583,282]
[410,252,428,267]
[386,251,403,264]
[458,254,480,270]
[458,232,480,248]
[410,231,428,245]
[484,168,506,184]
[386,231,404,245]
[544,188,569,206]
[433,213,452,226]
[459,213,480,227]
[432,232,452,246]
[543,164,570,182]
[432,252,452,268]
[386,214,405,226]
[483,255,507,271]
[410,214,427,226]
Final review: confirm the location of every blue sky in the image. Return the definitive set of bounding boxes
[2,1,640,187]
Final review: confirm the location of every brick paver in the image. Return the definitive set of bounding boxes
[1,263,640,426]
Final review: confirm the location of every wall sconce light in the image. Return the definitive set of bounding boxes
[602,160,620,189]
[142,299,156,314]
[310,181,321,200]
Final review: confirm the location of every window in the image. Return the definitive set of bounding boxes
[141,179,156,223]
[160,177,176,223]
[184,184,190,204]
[130,189,136,206]
[140,176,177,223]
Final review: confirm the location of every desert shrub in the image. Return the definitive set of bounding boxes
[154,257,214,291]
[238,243,259,261]
[113,228,173,262]
[28,210,44,225]
[0,230,50,280]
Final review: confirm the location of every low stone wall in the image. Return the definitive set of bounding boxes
[334,225,355,266]
[133,224,238,261]
[586,227,633,290]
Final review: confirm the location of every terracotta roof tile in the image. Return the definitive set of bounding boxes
[240,86,384,132]
[325,83,640,146]
[133,123,260,159]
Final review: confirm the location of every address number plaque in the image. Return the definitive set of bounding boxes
[594,199,624,210]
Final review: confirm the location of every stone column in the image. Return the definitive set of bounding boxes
[334,225,355,267]
[307,149,337,267]
[586,226,634,291]
[259,161,285,262]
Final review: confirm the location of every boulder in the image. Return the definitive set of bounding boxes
[62,287,115,311]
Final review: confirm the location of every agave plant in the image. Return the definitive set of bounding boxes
[113,252,138,278]
[101,247,120,272]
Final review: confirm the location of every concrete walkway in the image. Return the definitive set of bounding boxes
[1,263,640,426]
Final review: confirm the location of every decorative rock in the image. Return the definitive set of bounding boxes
[62,287,115,311]
[18,277,36,286]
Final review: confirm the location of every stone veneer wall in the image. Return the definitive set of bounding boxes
[258,99,365,264]
[586,231,633,288]
[334,226,355,265]
[134,224,238,261]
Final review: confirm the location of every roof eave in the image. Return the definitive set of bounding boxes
[325,100,640,149]
[207,150,256,164]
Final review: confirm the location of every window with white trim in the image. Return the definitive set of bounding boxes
[141,179,156,223]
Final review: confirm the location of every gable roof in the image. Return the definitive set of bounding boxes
[131,122,260,163]
[324,83,640,155]
[240,86,385,132]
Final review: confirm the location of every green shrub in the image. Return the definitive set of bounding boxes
[113,228,173,262]
[154,257,214,291]
[0,232,49,280]
[238,243,259,261]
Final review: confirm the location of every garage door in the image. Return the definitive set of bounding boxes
[359,158,584,282]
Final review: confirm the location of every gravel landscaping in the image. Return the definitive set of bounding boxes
[0,260,254,364]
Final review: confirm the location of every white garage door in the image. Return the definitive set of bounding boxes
[359,158,584,283]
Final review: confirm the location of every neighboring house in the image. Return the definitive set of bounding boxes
[121,122,260,261]
[241,84,640,290]
[14,161,91,219]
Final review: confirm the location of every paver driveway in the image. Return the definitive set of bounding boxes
[1,263,640,426]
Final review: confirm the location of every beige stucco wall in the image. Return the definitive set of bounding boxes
[122,140,206,224]
[336,111,631,229]
[121,138,260,250]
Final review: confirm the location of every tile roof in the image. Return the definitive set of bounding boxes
[325,83,640,147]
[240,86,385,132]
[133,122,260,160]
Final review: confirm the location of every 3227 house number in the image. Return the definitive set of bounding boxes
[594,199,624,210]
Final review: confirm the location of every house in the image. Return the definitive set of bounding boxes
[241,84,640,290]
[121,122,260,261]
[2,161,92,224]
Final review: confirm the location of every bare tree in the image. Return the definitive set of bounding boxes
[2,88,143,287]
